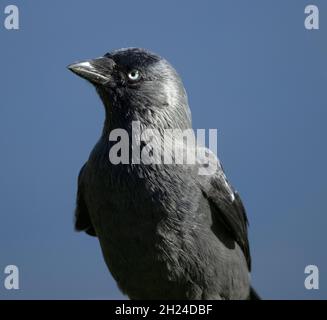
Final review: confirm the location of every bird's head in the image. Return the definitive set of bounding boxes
[68,48,191,132]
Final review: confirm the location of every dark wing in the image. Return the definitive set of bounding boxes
[75,163,96,237]
[202,171,251,270]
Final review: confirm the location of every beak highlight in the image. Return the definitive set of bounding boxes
[68,57,113,85]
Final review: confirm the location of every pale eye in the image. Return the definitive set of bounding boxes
[127,70,140,81]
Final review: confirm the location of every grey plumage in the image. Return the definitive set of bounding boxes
[68,48,259,300]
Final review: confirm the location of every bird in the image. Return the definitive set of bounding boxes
[68,48,260,300]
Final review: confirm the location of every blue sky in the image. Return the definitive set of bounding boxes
[0,0,326,299]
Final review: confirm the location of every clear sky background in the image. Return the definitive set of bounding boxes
[0,0,326,299]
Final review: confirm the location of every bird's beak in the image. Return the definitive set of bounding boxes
[68,57,114,85]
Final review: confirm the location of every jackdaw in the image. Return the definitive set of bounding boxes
[68,48,259,300]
